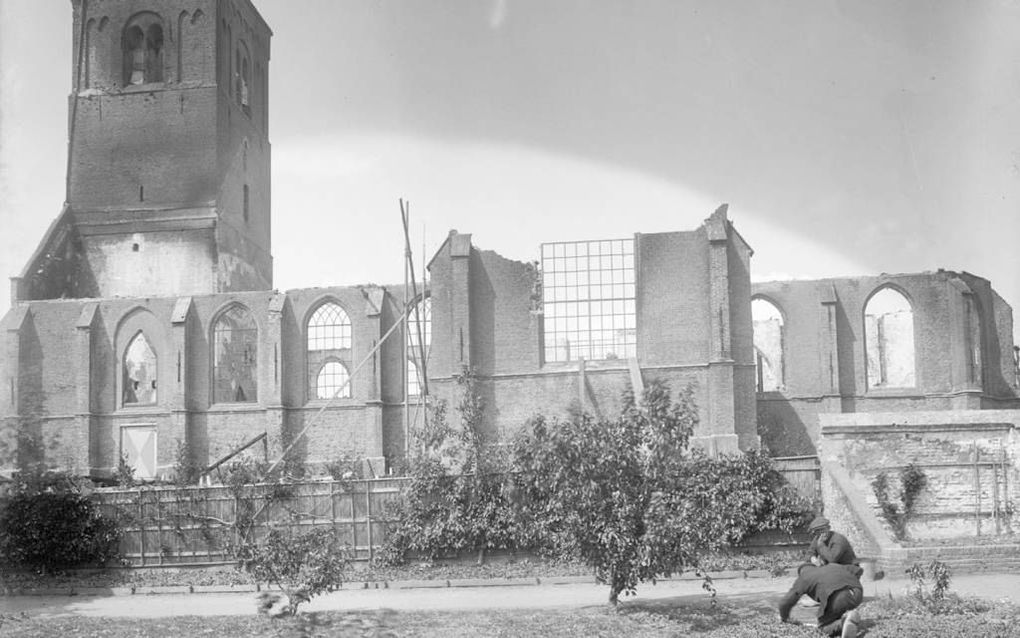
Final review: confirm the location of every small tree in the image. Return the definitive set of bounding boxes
[511,380,809,604]
[240,526,352,616]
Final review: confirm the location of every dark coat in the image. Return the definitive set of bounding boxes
[778,563,863,622]
[811,530,858,566]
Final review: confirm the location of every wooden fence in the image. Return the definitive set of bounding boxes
[772,455,822,505]
[93,457,821,567]
[93,478,404,566]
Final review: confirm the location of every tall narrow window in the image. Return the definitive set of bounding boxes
[963,294,982,386]
[541,239,636,362]
[122,13,164,86]
[752,298,784,392]
[307,302,352,400]
[243,184,250,223]
[865,288,915,388]
[213,305,258,403]
[123,331,158,405]
[236,40,251,114]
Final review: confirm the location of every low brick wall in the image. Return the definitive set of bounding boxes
[819,410,1020,573]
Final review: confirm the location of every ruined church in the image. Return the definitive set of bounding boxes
[3,2,1020,556]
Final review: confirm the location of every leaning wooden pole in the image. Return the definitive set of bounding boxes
[401,201,429,398]
[402,200,411,460]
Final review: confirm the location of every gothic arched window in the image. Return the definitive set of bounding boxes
[123,331,157,405]
[122,13,164,86]
[752,298,784,392]
[212,305,258,403]
[307,301,352,400]
[865,287,915,389]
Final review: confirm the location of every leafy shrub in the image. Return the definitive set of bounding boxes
[173,439,204,486]
[114,454,137,488]
[383,368,519,564]
[907,559,955,612]
[383,375,812,603]
[0,487,121,573]
[238,526,352,616]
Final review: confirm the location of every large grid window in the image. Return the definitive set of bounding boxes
[307,302,352,400]
[541,239,636,363]
[212,305,257,403]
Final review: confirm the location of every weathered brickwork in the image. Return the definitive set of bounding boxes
[6,0,1020,525]
[754,272,1020,456]
[821,411,1020,542]
[13,0,274,306]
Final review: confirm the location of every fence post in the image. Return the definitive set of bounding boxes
[366,481,374,563]
[137,488,145,567]
[156,489,164,565]
[351,482,358,559]
[329,480,336,531]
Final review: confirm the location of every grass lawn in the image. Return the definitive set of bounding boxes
[5,595,1020,637]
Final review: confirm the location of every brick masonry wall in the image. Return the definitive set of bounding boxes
[636,231,711,365]
[753,272,1020,456]
[71,88,221,209]
[820,411,1020,543]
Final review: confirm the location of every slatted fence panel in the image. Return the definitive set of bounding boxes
[93,478,407,566]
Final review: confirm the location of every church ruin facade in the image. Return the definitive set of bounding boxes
[2,1,1019,498]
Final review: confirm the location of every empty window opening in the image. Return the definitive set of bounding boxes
[963,294,982,386]
[132,243,140,252]
[139,185,144,201]
[865,287,915,389]
[212,305,258,403]
[243,184,250,222]
[123,331,157,405]
[122,14,164,86]
[752,298,785,392]
[236,41,251,114]
[541,239,636,363]
[307,302,353,400]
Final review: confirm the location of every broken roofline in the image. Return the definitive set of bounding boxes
[425,203,741,271]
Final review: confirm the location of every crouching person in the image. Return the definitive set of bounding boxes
[778,558,863,638]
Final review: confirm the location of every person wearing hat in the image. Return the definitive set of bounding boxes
[778,558,864,637]
[808,515,860,572]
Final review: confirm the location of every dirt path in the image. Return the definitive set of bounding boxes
[2,573,1018,619]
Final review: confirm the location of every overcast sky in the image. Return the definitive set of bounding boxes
[2,1,1019,332]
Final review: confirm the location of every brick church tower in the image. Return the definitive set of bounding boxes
[13,0,272,302]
